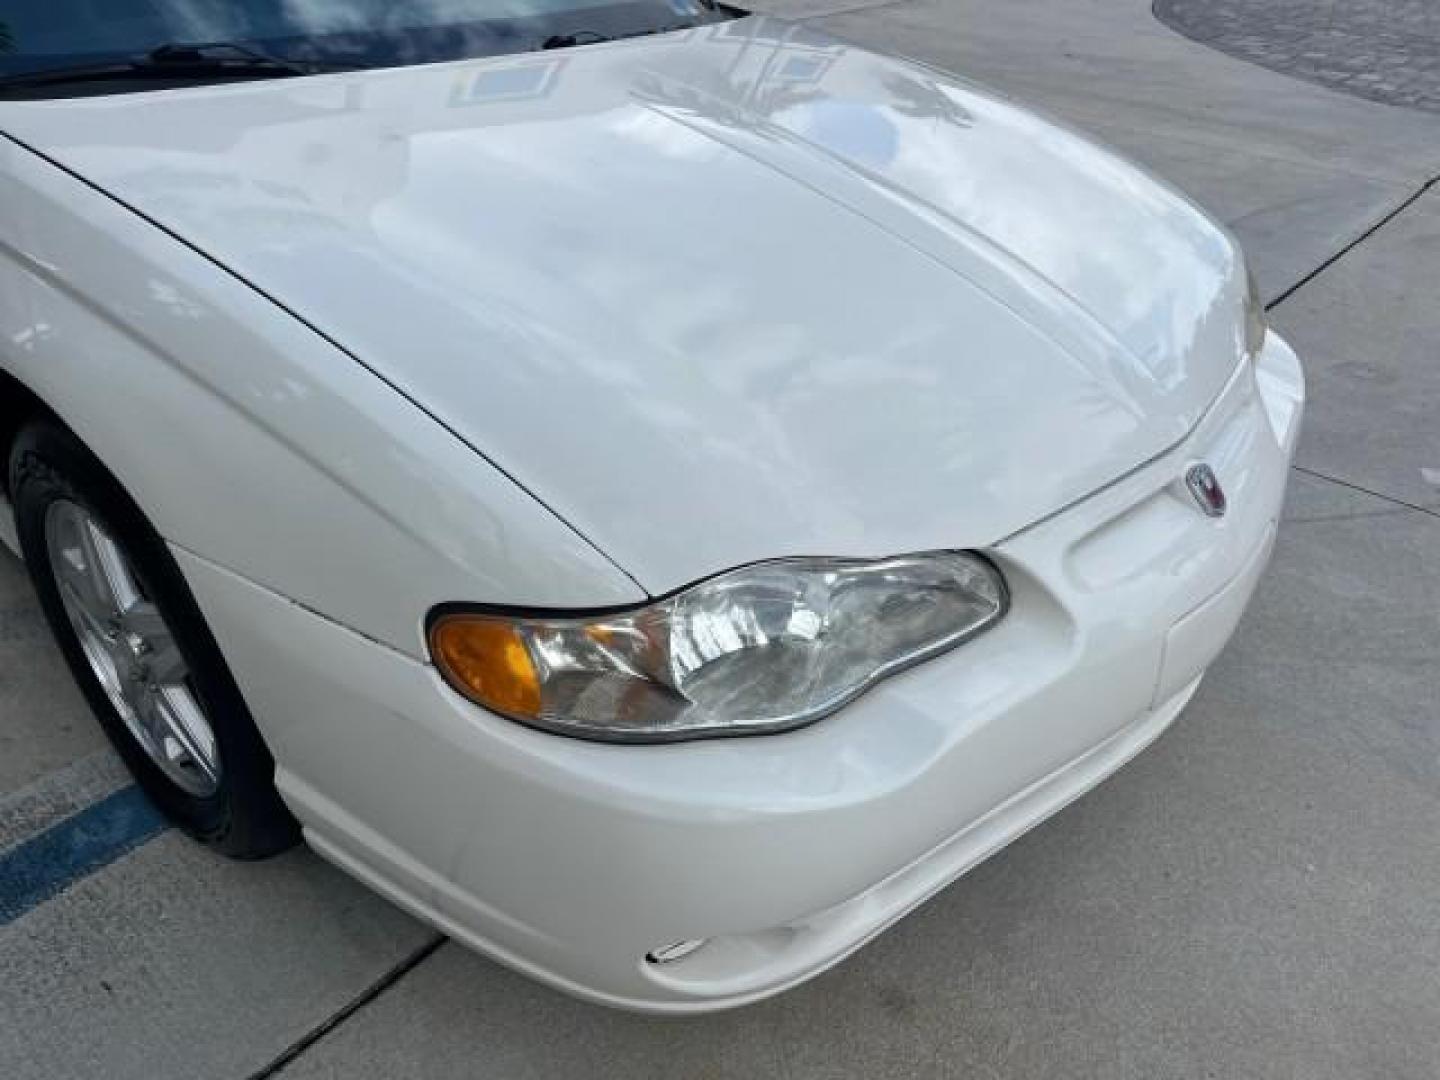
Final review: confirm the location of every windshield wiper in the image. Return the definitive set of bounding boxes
[0,41,364,94]
[146,41,362,75]
[540,22,705,51]
[541,30,613,50]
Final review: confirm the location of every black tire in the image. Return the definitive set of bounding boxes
[9,420,299,859]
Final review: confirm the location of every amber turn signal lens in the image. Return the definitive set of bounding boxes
[430,617,542,718]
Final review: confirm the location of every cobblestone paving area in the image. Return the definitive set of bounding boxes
[1154,0,1440,113]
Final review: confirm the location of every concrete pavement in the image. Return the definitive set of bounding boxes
[4,2,1439,1076]
[0,547,105,791]
[1280,190,1440,513]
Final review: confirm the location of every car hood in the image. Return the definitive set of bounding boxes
[1,17,1248,595]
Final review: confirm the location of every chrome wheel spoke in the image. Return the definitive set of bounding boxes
[76,514,141,617]
[55,570,114,641]
[51,527,117,633]
[128,686,170,756]
[135,685,220,792]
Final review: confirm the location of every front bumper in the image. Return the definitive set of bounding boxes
[176,334,1303,1013]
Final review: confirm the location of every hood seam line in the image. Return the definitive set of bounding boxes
[0,127,652,601]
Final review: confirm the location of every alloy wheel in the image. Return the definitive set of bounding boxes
[43,499,221,797]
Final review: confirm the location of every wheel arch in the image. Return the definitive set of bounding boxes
[0,366,65,498]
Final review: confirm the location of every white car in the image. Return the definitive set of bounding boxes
[0,4,1302,1012]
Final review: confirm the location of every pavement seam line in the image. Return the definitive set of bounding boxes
[1264,171,1440,521]
[1291,465,1440,521]
[246,934,447,1080]
[1267,172,1440,311]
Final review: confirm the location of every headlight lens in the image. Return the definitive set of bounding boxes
[1244,263,1267,357]
[430,552,1007,742]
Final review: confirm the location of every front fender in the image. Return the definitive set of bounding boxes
[0,134,645,658]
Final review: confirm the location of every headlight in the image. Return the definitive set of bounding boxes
[430,551,1008,742]
[1244,263,1267,357]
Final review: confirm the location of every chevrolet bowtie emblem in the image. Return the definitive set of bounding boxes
[1185,463,1227,518]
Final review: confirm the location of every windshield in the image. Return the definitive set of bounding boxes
[0,0,738,94]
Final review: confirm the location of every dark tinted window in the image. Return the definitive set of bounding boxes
[0,0,735,90]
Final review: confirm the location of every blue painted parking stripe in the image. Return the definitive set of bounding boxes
[0,751,133,856]
[0,785,167,927]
